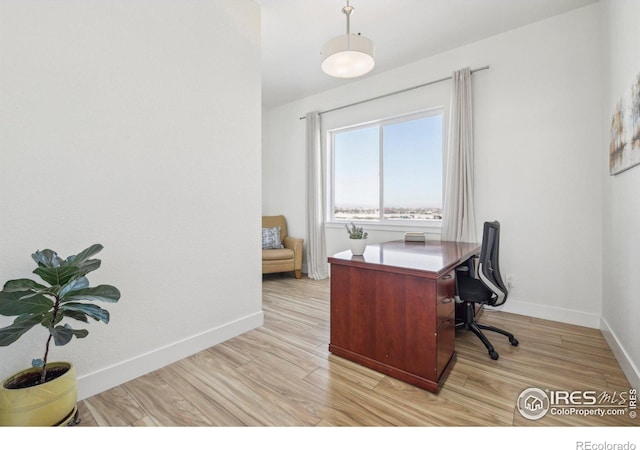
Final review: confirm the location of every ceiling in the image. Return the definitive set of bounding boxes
[257,0,598,108]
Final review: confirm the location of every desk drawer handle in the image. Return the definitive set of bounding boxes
[441,297,453,304]
[441,274,453,280]
[439,318,453,330]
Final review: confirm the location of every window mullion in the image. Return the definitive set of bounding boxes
[329,132,335,221]
[379,125,384,222]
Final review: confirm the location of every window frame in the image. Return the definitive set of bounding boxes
[326,108,445,232]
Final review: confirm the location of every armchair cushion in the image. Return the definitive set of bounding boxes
[262,226,284,249]
[262,248,294,260]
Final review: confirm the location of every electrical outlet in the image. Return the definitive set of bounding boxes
[506,274,515,289]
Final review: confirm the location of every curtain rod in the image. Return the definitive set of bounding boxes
[298,65,489,120]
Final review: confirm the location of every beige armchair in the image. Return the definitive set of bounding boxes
[262,215,303,279]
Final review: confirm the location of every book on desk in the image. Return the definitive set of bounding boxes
[404,232,426,242]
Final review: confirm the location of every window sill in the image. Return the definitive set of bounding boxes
[325,220,442,235]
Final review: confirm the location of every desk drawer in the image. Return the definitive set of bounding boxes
[436,271,456,377]
[437,271,455,322]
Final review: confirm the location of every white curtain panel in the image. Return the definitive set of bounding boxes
[305,112,330,280]
[441,67,478,243]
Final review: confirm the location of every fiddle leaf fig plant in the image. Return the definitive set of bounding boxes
[0,244,120,384]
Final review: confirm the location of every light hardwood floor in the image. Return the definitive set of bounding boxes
[77,274,637,427]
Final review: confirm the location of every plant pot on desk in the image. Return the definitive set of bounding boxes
[349,238,367,256]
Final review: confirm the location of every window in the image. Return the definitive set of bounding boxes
[329,109,444,224]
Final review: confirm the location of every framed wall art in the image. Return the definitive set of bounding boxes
[609,72,640,175]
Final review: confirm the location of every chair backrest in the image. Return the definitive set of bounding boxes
[477,221,508,306]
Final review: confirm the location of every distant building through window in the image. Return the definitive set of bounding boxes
[329,109,444,224]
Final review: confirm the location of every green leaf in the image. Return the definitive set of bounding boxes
[39,311,57,327]
[0,290,53,317]
[33,265,80,287]
[51,324,73,346]
[73,329,88,339]
[17,286,59,300]
[59,276,89,299]
[32,359,44,368]
[31,249,63,268]
[65,244,103,277]
[76,259,101,277]
[66,244,103,266]
[3,279,48,292]
[61,309,89,323]
[62,285,120,303]
[0,314,46,346]
[50,324,89,346]
[61,302,110,323]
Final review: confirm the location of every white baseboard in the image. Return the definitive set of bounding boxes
[490,300,639,389]
[76,311,264,401]
[76,298,639,401]
[600,317,640,390]
[493,299,601,328]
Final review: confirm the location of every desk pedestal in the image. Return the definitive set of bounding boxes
[328,240,480,393]
[328,264,457,393]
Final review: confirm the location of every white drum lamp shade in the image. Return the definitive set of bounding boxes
[321,34,375,78]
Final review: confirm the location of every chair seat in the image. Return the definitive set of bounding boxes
[262,248,295,261]
[456,273,494,305]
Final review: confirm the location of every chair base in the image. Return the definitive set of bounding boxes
[456,302,518,360]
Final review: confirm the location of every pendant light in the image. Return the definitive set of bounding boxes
[321,1,375,79]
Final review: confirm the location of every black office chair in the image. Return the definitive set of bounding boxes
[455,221,518,360]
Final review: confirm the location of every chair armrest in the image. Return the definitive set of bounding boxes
[283,236,304,269]
[456,255,478,279]
[283,236,303,250]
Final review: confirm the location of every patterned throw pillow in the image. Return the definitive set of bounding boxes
[262,227,284,249]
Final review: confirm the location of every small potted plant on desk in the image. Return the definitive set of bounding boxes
[346,222,368,256]
[0,244,120,426]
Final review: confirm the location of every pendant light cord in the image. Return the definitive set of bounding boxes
[343,1,353,49]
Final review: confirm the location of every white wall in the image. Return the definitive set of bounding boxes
[0,0,263,400]
[264,5,603,327]
[601,0,640,389]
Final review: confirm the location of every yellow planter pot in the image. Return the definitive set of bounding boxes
[0,362,77,426]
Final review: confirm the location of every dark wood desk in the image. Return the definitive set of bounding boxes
[327,240,480,393]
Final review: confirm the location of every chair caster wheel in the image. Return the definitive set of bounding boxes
[489,350,499,360]
[510,338,519,346]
